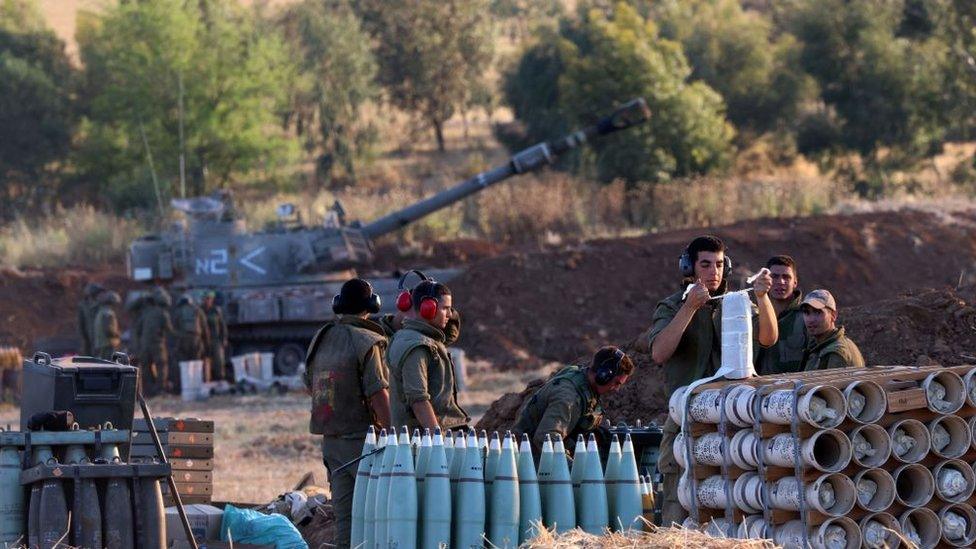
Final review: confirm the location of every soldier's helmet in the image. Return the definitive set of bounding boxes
[98,291,121,306]
[178,293,195,306]
[152,287,172,307]
[83,282,105,298]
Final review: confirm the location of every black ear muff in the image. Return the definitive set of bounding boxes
[595,348,626,386]
[331,292,343,314]
[678,249,694,278]
[367,293,382,314]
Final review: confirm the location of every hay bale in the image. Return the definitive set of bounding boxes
[523,524,778,548]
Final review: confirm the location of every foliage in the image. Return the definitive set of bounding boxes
[75,0,299,208]
[356,0,495,151]
[278,1,378,186]
[785,0,950,166]
[649,0,817,137]
[502,1,735,183]
[0,0,76,216]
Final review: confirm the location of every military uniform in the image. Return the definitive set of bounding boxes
[387,319,469,431]
[172,297,211,388]
[647,289,762,526]
[92,293,122,360]
[77,284,103,356]
[801,326,865,371]
[514,365,602,455]
[127,296,149,361]
[203,304,228,381]
[759,290,807,375]
[304,316,389,549]
[139,289,173,396]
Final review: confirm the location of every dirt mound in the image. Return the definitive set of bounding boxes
[476,284,976,432]
[0,265,139,353]
[453,209,976,369]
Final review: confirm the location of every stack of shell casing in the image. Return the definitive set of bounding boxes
[0,346,21,402]
[0,427,169,548]
[131,417,214,506]
[351,425,645,549]
[672,364,976,549]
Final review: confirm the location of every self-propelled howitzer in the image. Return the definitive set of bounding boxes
[127,99,650,374]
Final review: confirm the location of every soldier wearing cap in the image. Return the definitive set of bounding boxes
[800,289,865,371]
[304,278,391,549]
[92,291,122,360]
[201,290,229,381]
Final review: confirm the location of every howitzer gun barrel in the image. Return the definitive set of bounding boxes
[359,98,650,240]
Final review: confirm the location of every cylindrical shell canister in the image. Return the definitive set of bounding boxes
[729,429,758,470]
[761,385,846,429]
[678,474,732,511]
[668,385,755,427]
[763,429,852,473]
[887,419,931,463]
[853,468,896,512]
[933,459,976,503]
[939,503,976,547]
[858,512,901,549]
[673,432,726,470]
[928,415,971,459]
[738,514,768,539]
[769,473,856,517]
[774,516,861,549]
[968,416,976,451]
[893,463,935,507]
[848,424,892,468]
[963,367,976,407]
[732,473,764,514]
[843,380,886,424]
[900,507,942,549]
[922,370,966,414]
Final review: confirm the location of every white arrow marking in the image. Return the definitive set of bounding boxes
[240,246,267,275]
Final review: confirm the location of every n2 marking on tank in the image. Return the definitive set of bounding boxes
[196,249,229,275]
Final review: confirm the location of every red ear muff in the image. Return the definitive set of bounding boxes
[396,291,413,312]
[419,297,438,321]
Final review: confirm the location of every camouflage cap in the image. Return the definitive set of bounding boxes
[203,290,217,298]
[801,289,836,312]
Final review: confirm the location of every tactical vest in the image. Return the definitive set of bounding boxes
[305,320,387,436]
[387,323,469,430]
[174,305,201,335]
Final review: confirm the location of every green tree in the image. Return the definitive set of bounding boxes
[0,0,76,215]
[650,0,816,137]
[76,0,298,208]
[279,1,378,186]
[502,2,734,183]
[357,0,495,151]
[786,0,949,164]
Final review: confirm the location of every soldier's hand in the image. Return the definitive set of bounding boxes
[752,270,773,299]
[683,280,710,311]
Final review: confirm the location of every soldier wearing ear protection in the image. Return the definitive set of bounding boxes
[304,277,391,549]
[387,280,470,431]
[514,346,635,456]
[646,235,778,527]
[379,270,463,345]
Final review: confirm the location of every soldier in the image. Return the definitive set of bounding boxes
[201,290,229,381]
[758,255,807,375]
[139,287,173,396]
[126,294,150,362]
[646,235,777,526]
[92,291,122,360]
[304,278,391,549]
[172,294,211,389]
[77,283,103,356]
[800,289,865,371]
[387,280,470,431]
[514,346,634,456]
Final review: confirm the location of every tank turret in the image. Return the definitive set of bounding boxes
[127,99,650,374]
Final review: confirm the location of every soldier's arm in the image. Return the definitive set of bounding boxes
[402,347,439,429]
[649,299,695,365]
[362,345,392,429]
[753,276,778,348]
[106,312,121,339]
[199,311,211,348]
[531,389,581,452]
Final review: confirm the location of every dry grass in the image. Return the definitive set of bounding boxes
[0,205,145,269]
[523,524,778,548]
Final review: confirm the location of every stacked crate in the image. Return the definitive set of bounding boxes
[674,364,976,549]
[132,417,215,506]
